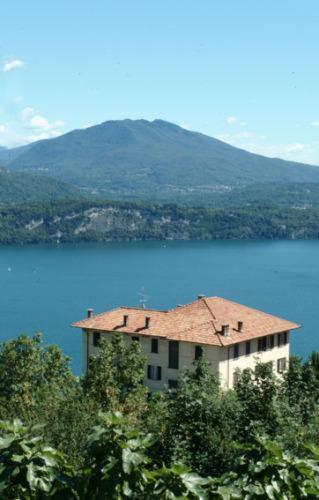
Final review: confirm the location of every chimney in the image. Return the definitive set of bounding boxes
[145,316,151,328]
[238,321,243,332]
[221,324,230,336]
[123,314,128,326]
[87,308,94,318]
[197,294,205,300]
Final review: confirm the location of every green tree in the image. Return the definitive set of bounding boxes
[235,362,278,438]
[82,334,147,413]
[0,333,74,420]
[164,358,241,476]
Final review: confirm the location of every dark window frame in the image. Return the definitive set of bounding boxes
[258,337,267,352]
[277,357,287,373]
[168,379,178,389]
[151,338,159,353]
[278,332,289,347]
[132,336,140,342]
[93,331,101,347]
[245,340,251,356]
[147,365,162,381]
[233,344,240,359]
[268,335,275,349]
[168,340,179,369]
[194,345,203,360]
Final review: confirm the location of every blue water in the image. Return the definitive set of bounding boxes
[0,240,317,373]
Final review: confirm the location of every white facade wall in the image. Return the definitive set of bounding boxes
[218,338,289,388]
[82,329,290,390]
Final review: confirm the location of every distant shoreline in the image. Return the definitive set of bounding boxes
[1,199,319,244]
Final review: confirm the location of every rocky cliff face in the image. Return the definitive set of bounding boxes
[1,200,319,244]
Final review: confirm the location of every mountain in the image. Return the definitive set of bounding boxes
[0,169,81,205]
[0,143,33,164]
[2,119,319,203]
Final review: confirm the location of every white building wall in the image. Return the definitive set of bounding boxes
[83,329,290,391]
[218,338,290,389]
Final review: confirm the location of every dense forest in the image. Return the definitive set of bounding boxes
[0,333,318,498]
[2,199,319,244]
[0,169,80,205]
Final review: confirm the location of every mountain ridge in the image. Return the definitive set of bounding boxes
[1,119,319,204]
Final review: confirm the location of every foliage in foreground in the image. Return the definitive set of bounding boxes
[1,413,319,499]
[0,333,319,497]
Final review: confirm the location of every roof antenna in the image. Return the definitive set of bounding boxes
[138,286,148,309]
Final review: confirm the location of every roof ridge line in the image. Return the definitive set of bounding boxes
[214,296,300,326]
[120,306,168,313]
[202,298,216,319]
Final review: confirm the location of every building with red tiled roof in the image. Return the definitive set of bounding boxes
[73,295,300,389]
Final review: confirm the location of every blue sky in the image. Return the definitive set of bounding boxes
[1,0,319,164]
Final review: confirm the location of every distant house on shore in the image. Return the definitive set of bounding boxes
[72,295,300,390]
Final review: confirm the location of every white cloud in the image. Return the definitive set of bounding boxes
[22,130,63,143]
[28,115,65,132]
[19,106,66,143]
[21,107,36,121]
[284,143,305,153]
[3,59,25,72]
[29,115,50,130]
[0,125,5,133]
[311,120,319,127]
[226,116,237,124]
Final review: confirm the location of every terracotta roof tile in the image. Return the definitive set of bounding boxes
[72,296,300,347]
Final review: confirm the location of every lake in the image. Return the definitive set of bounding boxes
[0,240,318,373]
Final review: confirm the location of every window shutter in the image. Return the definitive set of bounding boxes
[93,332,100,347]
[147,365,151,379]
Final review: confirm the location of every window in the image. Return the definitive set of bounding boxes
[168,379,178,389]
[147,365,162,380]
[93,331,100,347]
[278,332,289,347]
[277,357,287,373]
[258,337,267,352]
[233,370,240,386]
[233,344,240,359]
[245,341,251,356]
[168,340,179,369]
[132,336,139,342]
[194,345,203,360]
[268,335,275,349]
[151,338,158,353]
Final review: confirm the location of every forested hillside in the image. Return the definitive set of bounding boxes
[1,199,319,244]
[0,169,81,204]
[2,119,319,203]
